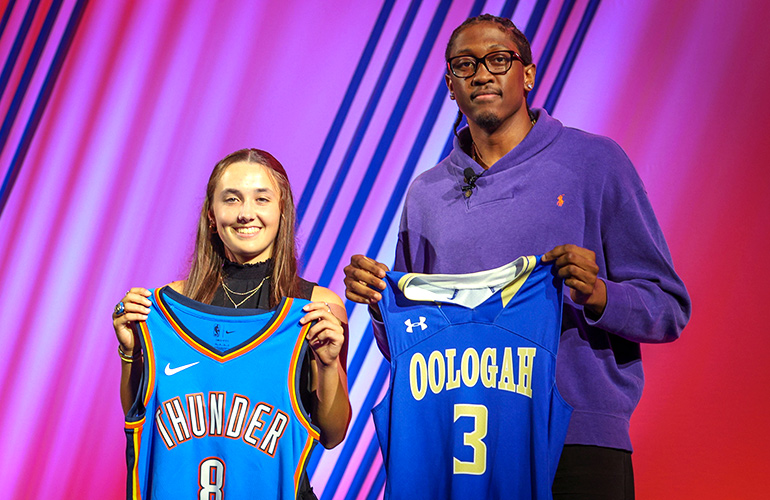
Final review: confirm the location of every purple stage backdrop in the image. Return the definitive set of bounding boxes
[1,1,768,498]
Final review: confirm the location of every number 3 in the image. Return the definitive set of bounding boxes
[199,457,225,499]
[453,404,488,475]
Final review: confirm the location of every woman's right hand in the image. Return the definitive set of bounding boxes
[112,287,152,353]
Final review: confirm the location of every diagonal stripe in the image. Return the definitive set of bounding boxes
[543,0,601,113]
[0,0,64,157]
[296,0,396,224]
[300,0,424,265]
[319,360,389,500]
[527,0,575,103]
[524,0,550,40]
[0,0,40,103]
[317,0,453,286]
[0,0,18,41]
[346,321,374,385]
[365,464,386,500]
[344,433,383,500]
[335,1,600,495]
[500,0,519,19]
[323,0,495,493]
[0,0,89,217]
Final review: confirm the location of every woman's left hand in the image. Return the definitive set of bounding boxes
[300,302,345,367]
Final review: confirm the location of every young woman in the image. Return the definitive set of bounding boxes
[113,148,350,499]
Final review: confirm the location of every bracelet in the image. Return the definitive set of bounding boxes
[118,345,141,363]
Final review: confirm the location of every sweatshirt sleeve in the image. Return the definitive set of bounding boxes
[370,316,391,361]
[589,162,691,344]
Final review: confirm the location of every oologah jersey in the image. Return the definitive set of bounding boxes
[372,256,572,500]
[125,286,319,499]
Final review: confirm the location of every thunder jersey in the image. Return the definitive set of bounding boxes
[372,256,572,499]
[125,286,319,499]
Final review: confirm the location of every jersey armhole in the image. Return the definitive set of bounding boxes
[125,320,156,423]
[288,321,321,439]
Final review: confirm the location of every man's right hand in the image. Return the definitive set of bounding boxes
[343,255,390,313]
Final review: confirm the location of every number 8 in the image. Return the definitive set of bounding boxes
[199,457,225,499]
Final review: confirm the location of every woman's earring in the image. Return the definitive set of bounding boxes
[450,93,456,100]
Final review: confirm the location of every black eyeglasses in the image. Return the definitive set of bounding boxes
[446,50,523,79]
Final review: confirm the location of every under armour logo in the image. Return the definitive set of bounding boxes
[405,317,427,333]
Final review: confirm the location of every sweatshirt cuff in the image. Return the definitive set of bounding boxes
[584,278,630,334]
[370,313,391,361]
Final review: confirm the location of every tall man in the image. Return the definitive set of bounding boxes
[344,14,691,499]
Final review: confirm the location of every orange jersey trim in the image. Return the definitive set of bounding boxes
[288,322,320,440]
[138,321,155,408]
[289,322,320,494]
[125,417,145,500]
[153,288,293,362]
[294,435,318,496]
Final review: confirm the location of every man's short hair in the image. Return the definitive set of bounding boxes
[445,14,533,67]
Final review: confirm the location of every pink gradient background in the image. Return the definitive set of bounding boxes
[1,1,768,498]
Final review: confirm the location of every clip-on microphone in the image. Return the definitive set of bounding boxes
[462,167,483,198]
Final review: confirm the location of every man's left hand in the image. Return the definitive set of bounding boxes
[542,244,607,319]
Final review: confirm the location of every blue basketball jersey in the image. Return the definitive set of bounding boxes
[372,256,572,500]
[125,287,319,500]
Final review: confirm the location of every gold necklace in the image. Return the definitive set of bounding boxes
[221,276,269,308]
[471,117,537,168]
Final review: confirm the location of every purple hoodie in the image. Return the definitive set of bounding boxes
[371,108,691,451]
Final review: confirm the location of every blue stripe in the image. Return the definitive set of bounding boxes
[304,0,422,476]
[296,0,396,225]
[438,113,459,161]
[344,434,382,500]
[305,319,373,477]
[524,0,550,41]
[299,0,424,265]
[320,360,390,500]
[526,0,575,103]
[365,465,386,500]
[317,0,453,286]
[328,0,489,493]
[0,0,89,216]
[543,0,601,113]
[346,321,374,384]
[0,0,18,41]
[304,321,372,476]
[0,0,64,157]
[500,0,519,19]
[0,0,40,104]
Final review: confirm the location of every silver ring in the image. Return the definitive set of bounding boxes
[324,302,331,313]
[114,301,126,316]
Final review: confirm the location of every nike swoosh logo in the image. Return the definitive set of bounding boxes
[165,362,199,376]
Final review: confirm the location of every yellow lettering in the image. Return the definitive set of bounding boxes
[460,348,480,388]
[445,349,461,390]
[497,347,516,392]
[480,348,497,389]
[410,353,427,401]
[428,351,445,394]
[516,347,536,398]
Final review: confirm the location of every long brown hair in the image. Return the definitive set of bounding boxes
[183,148,300,307]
